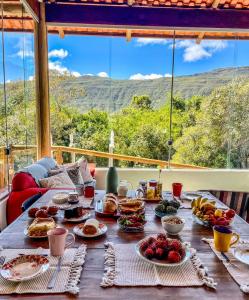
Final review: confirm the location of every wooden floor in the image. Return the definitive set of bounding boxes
[1,190,249,299]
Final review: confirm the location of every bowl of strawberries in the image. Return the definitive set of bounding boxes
[135,233,191,267]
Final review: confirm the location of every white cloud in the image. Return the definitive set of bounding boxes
[48,49,68,59]
[71,71,81,77]
[6,80,11,83]
[129,73,172,80]
[97,71,109,78]
[28,76,34,81]
[16,49,34,59]
[49,61,81,77]
[136,38,170,46]
[173,40,227,62]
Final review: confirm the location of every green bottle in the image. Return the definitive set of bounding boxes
[106,166,118,194]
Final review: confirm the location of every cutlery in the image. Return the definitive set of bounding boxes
[89,197,95,209]
[47,256,62,289]
[0,256,5,267]
[221,252,239,269]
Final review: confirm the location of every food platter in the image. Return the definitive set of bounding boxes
[63,211,91,223]
[73,223,107,238]
[135,236,191,267]
[0,255,49,282]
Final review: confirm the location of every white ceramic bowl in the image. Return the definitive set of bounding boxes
[161,215,185,235]
[52,193,69,204]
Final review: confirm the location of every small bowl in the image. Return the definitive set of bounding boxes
[52,193,69,204]
[161,215,185,235]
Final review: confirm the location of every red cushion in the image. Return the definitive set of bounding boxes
[7,188,48,225]
[12,173,38,191]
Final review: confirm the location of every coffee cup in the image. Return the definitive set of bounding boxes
[47,228,75,256]
[213,225,240,252]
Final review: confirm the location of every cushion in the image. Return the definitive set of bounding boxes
[21,193,42,212]
[36,157,57,171]
[7,188,48,224]
[39,172,75,189]
[77,157,93,183]
[48,164,83,185]
[21,163,48,184]
[12,172,38,191]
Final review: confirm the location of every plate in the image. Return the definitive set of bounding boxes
[0,255,49,282]
[95,200,120,218]
[154,210,177,218]
[183,193,202,201]
[135,237,191,267]
[64,212,91,223]
[234,245,249,265]
[73,223,107,238]
[24,228,49,239]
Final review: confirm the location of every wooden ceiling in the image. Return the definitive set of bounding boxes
[1,0,249,41]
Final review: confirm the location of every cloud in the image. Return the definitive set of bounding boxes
[71,71,81,78]
[173,40,227,62]
[136,38,170,46]
[16,49,34,59]
[49,61,81,77]
[129,73,172,80]
[48,49,68,59]
[97,71,109,78]
[6,80,11,83]
[28,76,34,81]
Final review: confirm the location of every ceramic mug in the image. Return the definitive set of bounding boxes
[213,225,240,252]
[47,228,75,256]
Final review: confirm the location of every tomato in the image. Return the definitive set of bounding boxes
[226,209,236,219]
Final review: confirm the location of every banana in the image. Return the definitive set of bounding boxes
[191,199,197,209]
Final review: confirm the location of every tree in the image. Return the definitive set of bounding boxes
[131,95,152,110]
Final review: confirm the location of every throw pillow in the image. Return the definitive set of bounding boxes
[77,157,93,184]
[39,172,75,189]
[22,163,48,184]
[66,165,84,185]
[36,157,57,171]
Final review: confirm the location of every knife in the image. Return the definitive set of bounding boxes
[47,256,62,289]
[221,252,239,269]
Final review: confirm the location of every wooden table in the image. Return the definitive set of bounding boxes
[1,189,249,300]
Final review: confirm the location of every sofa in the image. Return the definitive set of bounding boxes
[7,157,94,225]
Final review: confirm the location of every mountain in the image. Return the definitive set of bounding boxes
[48,66,249,112]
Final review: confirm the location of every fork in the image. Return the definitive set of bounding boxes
[221,252,239,269]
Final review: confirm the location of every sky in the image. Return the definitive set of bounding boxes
[1,32,249,82]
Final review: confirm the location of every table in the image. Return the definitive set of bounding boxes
[1,189,249,299]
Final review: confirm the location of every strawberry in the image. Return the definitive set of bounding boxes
[147,237,156,245]
[150,242,157,251]
[144,247,154,259]
[179,247,186,259]
[168,250,181,263]
[157,233,166,241]
[155,248,164,259]
[169,239,182,251]
[155,240,168,249]
[140,241,149,251]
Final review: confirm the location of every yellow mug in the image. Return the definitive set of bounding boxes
[213,225,240,252]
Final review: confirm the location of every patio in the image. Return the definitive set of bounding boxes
[0,0,249,298]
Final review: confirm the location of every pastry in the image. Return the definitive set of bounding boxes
[118,198,144,214]
[52,193,69,204]
[28,217,56,237]
[28,207,39,218]
[103,194,118,213]
[82,218,99,235]
[35,209,49,218]
[64,206,85,219]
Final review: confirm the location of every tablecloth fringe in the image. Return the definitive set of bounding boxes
[190,248,217,289]
[65,244,87,294]
[101,242,115,287]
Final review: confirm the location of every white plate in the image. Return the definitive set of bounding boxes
[24,229,49,239]
[0,255,49,282]
[183,192,202,201]
[73,223,107,238]
[233,245,249,265]
[64,212,91,223]
[135,237,191,267]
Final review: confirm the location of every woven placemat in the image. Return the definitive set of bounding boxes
[101,242,217,289]
[0,245,86,295]
[203,238,249,293]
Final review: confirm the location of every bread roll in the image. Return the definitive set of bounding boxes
[103,194,118,213]
[83,218,99,235]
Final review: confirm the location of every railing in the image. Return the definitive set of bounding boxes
[0,144,207,188]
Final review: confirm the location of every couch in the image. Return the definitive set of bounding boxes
[6,157,93,225]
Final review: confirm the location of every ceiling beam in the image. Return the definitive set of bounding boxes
[45,4,249,32]
[20,0,39,22]
[196,0,221,43]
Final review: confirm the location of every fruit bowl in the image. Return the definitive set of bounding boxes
[154,199,180,218]
[135,234,191,267]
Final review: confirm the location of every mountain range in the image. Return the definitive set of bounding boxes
[53,66,249,112]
